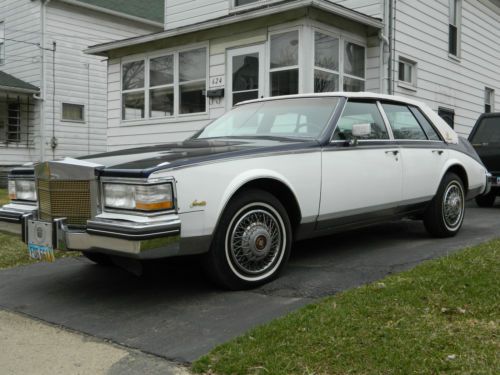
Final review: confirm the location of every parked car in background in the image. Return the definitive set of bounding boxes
[469,113,500,207]
[0,93,492,290]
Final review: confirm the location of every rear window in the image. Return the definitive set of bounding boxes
[470,117,500,144]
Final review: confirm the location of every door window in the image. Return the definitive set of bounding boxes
[232,53,260,105]
[333,101,389,140]
[409,107,441,141]
[382,104,427,140]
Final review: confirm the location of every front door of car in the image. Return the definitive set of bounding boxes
[227,45,266,109]
[318,100,403,230]
[380,103,448,203]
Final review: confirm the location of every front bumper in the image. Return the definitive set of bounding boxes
[0,204,184,260]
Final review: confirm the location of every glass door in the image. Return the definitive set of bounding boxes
[227,45,265,108]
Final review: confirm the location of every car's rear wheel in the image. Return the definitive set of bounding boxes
[82,252,113,266]
[202,189,292,290]
[475,192,496,207]
[424,172,465,238]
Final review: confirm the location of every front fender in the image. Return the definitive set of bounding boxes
[217,169,300,221]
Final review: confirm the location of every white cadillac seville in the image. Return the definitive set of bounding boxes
[0,93,492,289]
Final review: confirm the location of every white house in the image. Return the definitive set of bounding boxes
[0,0,163,183]
[85,0,499,152]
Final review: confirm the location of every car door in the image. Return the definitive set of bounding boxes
[318,100,403,230]
[380,103,448,205]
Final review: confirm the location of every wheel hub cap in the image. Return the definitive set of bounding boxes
[229,209,283,275]
[443,184,463,228]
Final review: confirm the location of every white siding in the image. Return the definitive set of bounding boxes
[44,1,159,160]
[332,0,382,18]
[165,0,382,30]
[0,0,159,166]
[0,0,41,165]
[393,0,500,136]
[0,0,41,86]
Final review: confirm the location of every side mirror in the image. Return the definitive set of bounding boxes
[348,123,372,146]
[352,123,372,138]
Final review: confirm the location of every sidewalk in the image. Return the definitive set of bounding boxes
[0,310,191,375]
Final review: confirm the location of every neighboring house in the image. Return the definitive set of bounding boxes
[86,0,499,152]
[0,0,163,184]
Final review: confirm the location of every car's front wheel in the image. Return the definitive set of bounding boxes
[424,172,465,238]
[203,189,292,290]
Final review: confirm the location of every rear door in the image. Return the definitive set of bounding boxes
[380,103,447,204]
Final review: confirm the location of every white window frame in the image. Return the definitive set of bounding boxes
[312,29,341,93]
[61,102,85,123]
[226,44,266,109]
[120,43,209,124]
[0,21,5,65]
[485,87,495,113]
[268,27,302,97]
[342,37,367,92]
[448,0,462,59]
[310,27,367,93]
[397,57,417,91]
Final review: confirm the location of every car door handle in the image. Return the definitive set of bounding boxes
[432,150,444,155]
[385,150,399,156]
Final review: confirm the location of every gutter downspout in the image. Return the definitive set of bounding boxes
[36,0,51,162]
[387,0,396,95]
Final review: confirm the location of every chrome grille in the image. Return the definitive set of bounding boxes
[37,179,92,226]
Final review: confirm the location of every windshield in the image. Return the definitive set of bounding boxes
[470,117,500,144]
[196,97,339,140]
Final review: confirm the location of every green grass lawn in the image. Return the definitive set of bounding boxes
[193,241,500,375]
[0,189,75,269]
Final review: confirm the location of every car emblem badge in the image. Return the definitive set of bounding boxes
[190,200,207,208]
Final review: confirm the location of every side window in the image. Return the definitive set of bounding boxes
[333,101,389,140]
[409,107,441,141]
[382,103,427,140]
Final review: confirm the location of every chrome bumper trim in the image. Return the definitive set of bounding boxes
[0,205,36,236]
[0,205,184,259]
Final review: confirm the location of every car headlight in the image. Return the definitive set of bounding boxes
[8,179,37,202]
[104,183,174,212]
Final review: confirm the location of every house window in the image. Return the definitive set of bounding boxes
[270,31,299,96]
[121,47,207,121]
[150,54,174,118]
[314,32,339,93]
[449,0,461,57]
[398,58,417,87]
[7,102,20,143]
[122,60,145,120]
[62,103,85,122]
[0,21,5,65]
[343,41,365,91]
[438,107,455,129]
[485,88,494,113]
[313,32,365,93]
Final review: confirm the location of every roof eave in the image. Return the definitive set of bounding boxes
[0,85,40,95]
[57,0,164,28]
[85,0,383,56]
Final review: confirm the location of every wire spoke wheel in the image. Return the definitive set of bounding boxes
[225,203,286,281]
[442,181,464,230]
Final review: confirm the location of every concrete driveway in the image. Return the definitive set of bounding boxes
[0,205,498,363]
